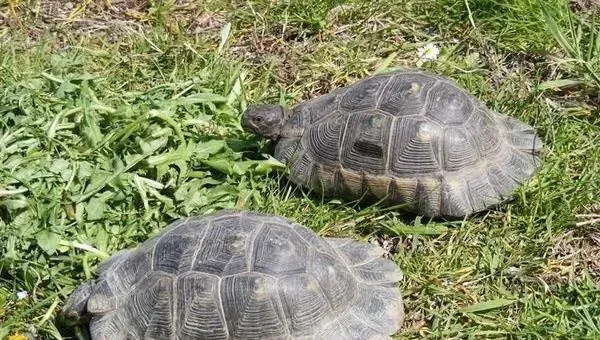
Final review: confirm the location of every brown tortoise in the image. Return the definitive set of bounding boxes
[242,70,543,217]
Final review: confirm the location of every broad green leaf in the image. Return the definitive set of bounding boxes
[36,230,61,254]
[133,175,150,212]
[140,137,168,155]
[146,142,196,167]
[146,142,196,180]
[1,198,28,211]
[202,158,234,174]
[41,72,64,83]
[146,187,175,210]
[195,140,227,159]
[174,180,210,213]
[232,161,254,175]
[56,81,79,98]
[76,153,150,203]
[12,210,36,236]
[254,156,286,174]
[149,109,184,142]
[81,108,103,147]
[85,197,107,221]
[49,158,72,181]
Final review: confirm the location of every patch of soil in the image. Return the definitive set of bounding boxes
[1,0,225,39]
[540,225,600,289]
[305,77,336,98]
[569,0,600,14]
[39,0,147,24]
[230,33,303,91]
[184,12,225,35]
[368,235,402,259]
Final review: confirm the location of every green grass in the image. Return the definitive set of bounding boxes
[1,0,600,339]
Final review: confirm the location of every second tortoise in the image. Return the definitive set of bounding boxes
[242,70,543,217]
[62,211,403,339]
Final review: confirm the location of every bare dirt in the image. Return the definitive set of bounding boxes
[1,0,225,38]
[540,205,600,288]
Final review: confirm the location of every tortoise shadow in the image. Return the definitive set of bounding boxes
[56,315,92,340]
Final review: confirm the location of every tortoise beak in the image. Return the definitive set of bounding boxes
[241,111,255,131]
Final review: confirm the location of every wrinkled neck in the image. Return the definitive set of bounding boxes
[281,107,293,124]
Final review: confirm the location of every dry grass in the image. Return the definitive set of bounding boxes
[1,0,227,39]
[541,229,600,288]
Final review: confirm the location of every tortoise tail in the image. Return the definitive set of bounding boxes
[497,114,544,158]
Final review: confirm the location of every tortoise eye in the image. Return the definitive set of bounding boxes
[254,117,263,123]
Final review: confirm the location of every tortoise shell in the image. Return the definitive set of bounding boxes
[263,71,543,217]
[62,211,404,340]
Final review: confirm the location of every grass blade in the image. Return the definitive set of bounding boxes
[384,223,449,236]
[218,22,232,53]
[537,79,584,90]
[541,5,579,58]
[373,52,398,75]
[461,298,516,313]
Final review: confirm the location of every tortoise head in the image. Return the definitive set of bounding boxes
[242,104,287,141]
[61,282,94,326]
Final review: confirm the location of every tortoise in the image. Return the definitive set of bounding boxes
[242,70,543,217]
[62,210,404,340]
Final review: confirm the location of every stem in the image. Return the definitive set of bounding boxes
[0,187,28,196]
[59,240,110,259]
[575,218,600,227]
